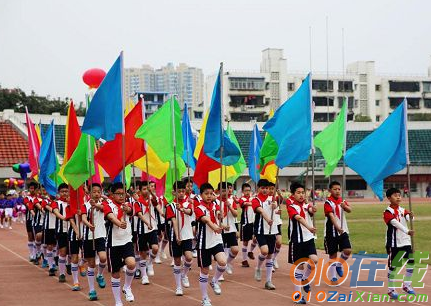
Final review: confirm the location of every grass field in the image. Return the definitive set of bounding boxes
[278,202,431,262]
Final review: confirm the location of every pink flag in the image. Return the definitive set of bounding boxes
[25,108,41,178]
[141,173,166,197]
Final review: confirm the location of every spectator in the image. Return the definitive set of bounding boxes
[426,183,431,198]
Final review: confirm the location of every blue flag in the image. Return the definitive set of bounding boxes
[38,121,58,196]
[181,102,197,170]
[82,53,123,141]
[248,124,262,182]
[263,73,312,168]
[204,69,241,165]
[345,99,408,200]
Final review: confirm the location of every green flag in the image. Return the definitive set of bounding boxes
[63,133,95,189]
[164,156,187,202]
[226,125,246,183]
[314,100,347,177]
[135,97,183,162]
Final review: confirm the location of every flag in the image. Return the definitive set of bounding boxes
[25,108,41,178]
[248,124,263,182]
[314,99,347,177]
[112,164,132,189]
[193,113,223,187]
[135,97,183,162]
[225,125,246,182]
[58,101,82,182]
[259,109,278,183]
[164,156,187,202]
[62,133,96,189]
[82,53,123,141]
[141,173,166,197]
[95,101,146,178]
[263,73,312,168]
[38,121,58,196]
[203,70,240,165]
[181,102,197,170]
[344,99,408,200]
[135,146,170,179]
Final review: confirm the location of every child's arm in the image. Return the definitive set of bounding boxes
[200,215,222,234]
[254,206,274,226]
[390,219,414,236]
[81,212,94,231]
[171,217,181,244]
[227,201,238,218]
[53,208,66,221]
[106,212,126,229]
[294,214,317,234]
[137,211,153,230]
[69,217,80,238]
[341,201,352,213]
[327,212,343,234]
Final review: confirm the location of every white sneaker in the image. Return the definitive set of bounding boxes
[181,275,190,288]
[192,250,198,258]
[115,303,124,306]
[254,268,261,281]
[201,297,212,306]
[122,266,127,272]
[147,264,155,276]
[226,264,233,275]
[273,258,279,269]
[161,252,168,260]
[141,275,150,285]
[8,226,12,229]
[170,259,174,267]
[175,287,183,296]
[122,287,134,302]
[218,275,225,281]
[208,264,213,271]
[155,256,162,264]
[0,224,3,229]
[210,280,221,295]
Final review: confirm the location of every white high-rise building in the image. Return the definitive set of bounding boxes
[204,49,431,123]
[124,63,204,118]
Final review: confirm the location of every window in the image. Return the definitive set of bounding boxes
[423,82,431,93]
[229,77,265,91]
[424,99,431,108]
[288,83,295,91]
[194,111,203,119]
[313,113,335,122]
[271,72,279,81]
[407,98,420,109]
[338,81,353,92]
[389,81,420,92]
[313,96,334,107]
[312,80,333,92]
[337,97,354,108]
[376,115,380,122]
[375,85,381,91]
[346,179,367,190]
[389,97,404,109]
[375,100,380,106]
[229,95,265,107]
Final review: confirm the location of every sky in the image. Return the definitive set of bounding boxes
[1,0,430,104]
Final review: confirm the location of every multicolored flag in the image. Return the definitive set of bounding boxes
[38,121,58,196]
[248,124,262,183]
[25,107,41,178]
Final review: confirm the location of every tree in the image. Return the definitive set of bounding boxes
[354,114,372,122]
[0,87,85,116]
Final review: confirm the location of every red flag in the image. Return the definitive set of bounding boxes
[25,108,41,178]
[193,150,221,188]
[69,186,85,215]
[95,101,146,178]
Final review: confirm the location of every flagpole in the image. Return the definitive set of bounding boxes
[404,98,414,251]
[219,63,225,227]
[120,51,126,222]
[269,168,279,235]
[185,103,191,183]
[171,95,181,241]
[341,28,347,230]
[309,72,316,227]
[225,120,230,230]
[85,94,95,248]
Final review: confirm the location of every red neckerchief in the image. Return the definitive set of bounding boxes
[217,195,230,217]
[202,201,218,224]
[256,193,269,203]
[174,198,188,228]
[293,199,306,218]
[328,196,342,218]
[390,204,400,221]
[112,200,126,220]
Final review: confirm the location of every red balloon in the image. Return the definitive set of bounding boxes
[82,68,106,89]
